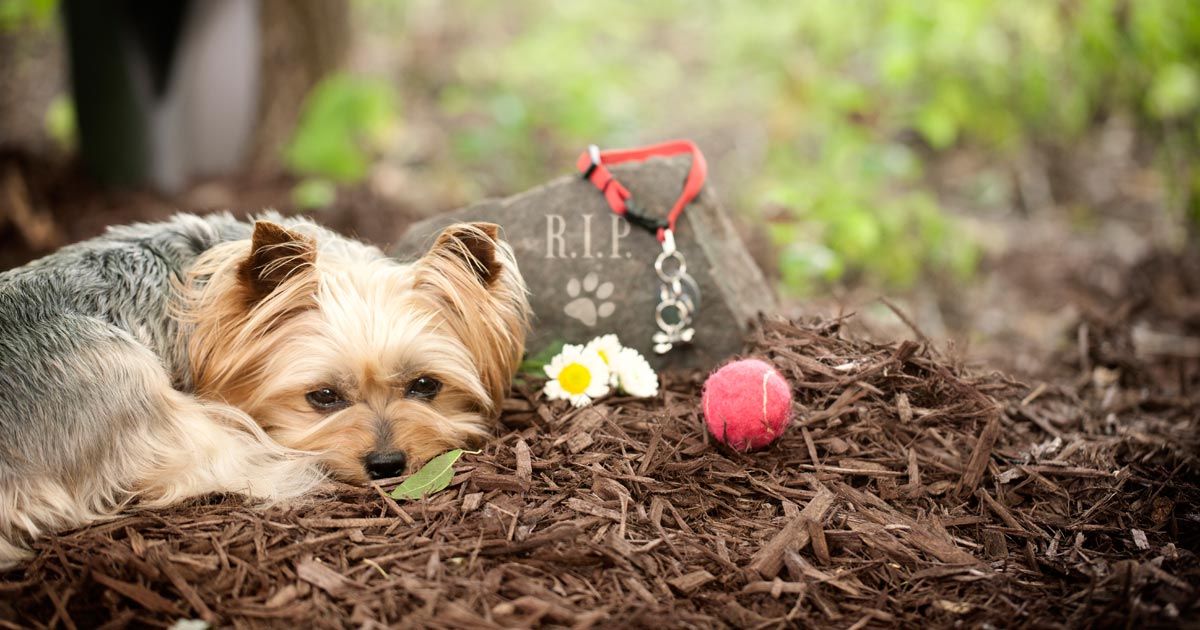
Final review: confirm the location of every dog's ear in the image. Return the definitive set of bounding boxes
[237,221,317,302]
[416,222,529,410]
[426,223,503,287]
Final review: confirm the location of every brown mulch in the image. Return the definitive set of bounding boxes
[1,305,1196,630]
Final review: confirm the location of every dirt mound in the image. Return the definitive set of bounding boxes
[1,312,1196,629]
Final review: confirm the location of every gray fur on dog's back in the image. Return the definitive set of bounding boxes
[0,214,251,478]
[0,213,251,381]
[0,313,158,476]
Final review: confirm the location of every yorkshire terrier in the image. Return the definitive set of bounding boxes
[0,213,528,566]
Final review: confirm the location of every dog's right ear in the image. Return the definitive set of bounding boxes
[237,221,317,303]
[424,223,504,288]
[414,222,530,410]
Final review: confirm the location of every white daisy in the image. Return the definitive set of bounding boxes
[611,346,659,398]
[543,344,611,407]
[585,334,624,385]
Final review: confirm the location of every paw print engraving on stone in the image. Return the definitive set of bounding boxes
[563,272,615,327]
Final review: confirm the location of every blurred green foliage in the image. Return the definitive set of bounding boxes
[286,73,399,183]
[285,73,400,208]
[352,0,1200,294]
[290,178,338,212]
[0,0,56,31]
[43,94,75,152]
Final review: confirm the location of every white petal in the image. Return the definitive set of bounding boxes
[588,333,621,348]
[623,377,658,398]
[585,381,612,398]
[543,379,568,401]
[614,348,659,398]
[584,334,624,368]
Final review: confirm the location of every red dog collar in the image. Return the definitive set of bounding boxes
[575,139,707,243]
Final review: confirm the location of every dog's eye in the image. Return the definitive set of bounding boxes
[405,376,441,400]
[306,388,348,411]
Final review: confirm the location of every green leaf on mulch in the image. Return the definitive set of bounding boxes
[389,449,471,500]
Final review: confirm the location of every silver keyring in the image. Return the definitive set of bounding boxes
[655,299,691,331]
[660,282,694,310]
[654,250,687,282]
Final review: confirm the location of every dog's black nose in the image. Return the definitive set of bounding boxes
[364,451,408,480]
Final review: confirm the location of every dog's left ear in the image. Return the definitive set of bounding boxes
[426,223,503,287]
[238,221,317,303]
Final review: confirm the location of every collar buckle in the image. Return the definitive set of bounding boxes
[624,198,668,234]
[581,144,602,180]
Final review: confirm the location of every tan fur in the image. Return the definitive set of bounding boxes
[180,222,528,483]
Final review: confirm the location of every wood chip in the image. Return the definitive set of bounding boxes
[91,573,181,615]
[264,584,300,608]
[156,557,214,621]
[565,432,595,453]
[976,489,1028,534]
[566,498,622,522]
[473,472,528,492]
[983,530,1008,560]
[897,392,913,423]
[668,570,715,594]
[807,517,831,565]
[515,439,533,483]
[1131,529,1149,551]
[957,414,1001,496]
[296,559,356,597]
[746,487,836,579]
[462,492,484,512]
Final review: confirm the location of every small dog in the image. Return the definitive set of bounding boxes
[0,213,528,566]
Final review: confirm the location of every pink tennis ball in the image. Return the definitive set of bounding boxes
[702,358,793,451]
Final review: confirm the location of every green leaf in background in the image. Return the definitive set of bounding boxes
[389,449,470,500]
[778,241,844,295]
[284,73,399,183]
[1148,63,1200,120]
[291,178,337,211]
[43,94,75,152]
[828,208,883,260]
[0,0,58,31]
[916,105,959,151]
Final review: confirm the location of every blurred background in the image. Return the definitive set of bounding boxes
[1,0,1198,374]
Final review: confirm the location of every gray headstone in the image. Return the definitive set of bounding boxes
[394,156,776,370]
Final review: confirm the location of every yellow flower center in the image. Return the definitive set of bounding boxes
[559,363,592,395]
